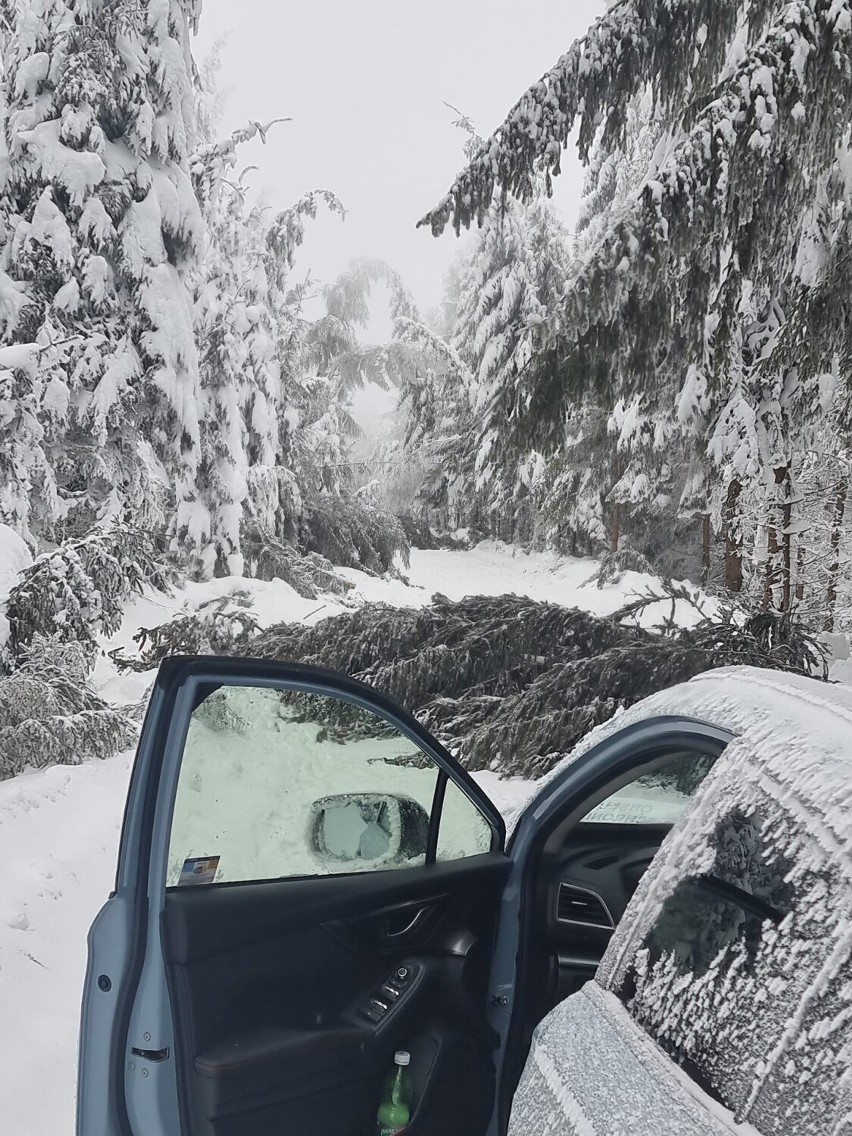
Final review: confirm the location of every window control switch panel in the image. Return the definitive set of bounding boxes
[356,963,419,1026]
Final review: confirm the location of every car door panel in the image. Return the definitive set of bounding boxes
[79,656,737,1136]
[79,657,508,1136]
[163,855,509,1136]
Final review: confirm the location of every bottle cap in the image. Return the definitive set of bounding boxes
[394,1050,411,1066]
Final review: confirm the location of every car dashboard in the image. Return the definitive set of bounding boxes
[534,822,673,1011]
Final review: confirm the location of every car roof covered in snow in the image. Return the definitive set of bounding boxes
[505,665,852,839]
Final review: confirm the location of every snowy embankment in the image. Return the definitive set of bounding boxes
[0,540,846,1134]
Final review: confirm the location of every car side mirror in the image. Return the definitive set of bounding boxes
[307,792,429,868]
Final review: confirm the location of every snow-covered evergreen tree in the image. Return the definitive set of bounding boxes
[185,116,317,579]
[0,343,51,541]
[1,0,205,548]
[186,132,254,577]
[421,0,852,605]
[5,515,169,665]
[397,103,577,548]
[0,636,135,780]
[247,191,349,546]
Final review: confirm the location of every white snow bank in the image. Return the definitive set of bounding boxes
[0,752,134,1135]
[342,540,710,629]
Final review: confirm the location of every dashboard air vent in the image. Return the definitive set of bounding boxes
[556,883,615,929]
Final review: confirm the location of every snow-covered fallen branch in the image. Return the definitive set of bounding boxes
[0,638,136,780]
[115,586,825,779]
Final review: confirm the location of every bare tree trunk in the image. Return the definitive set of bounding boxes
[763,522,780,610]
[795,540,806,605]
[781,473,793,614]
[502,508,513,545]
[610,500,621,554]
[724,479,743,594]
[824,478,848,632]
[701,513,712,584]
[609,452,623,555]
[763,466,792,611]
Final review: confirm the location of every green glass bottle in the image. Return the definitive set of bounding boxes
[376,1049,411,1135]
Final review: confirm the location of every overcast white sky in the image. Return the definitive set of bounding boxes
[194,0,605,325]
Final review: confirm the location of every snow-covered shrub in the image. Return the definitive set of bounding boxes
[117,593,260,672]
[396,516,469,551]
[5,521,170,668]
[300,494,410,575]
[0,638,136,780]
[585,548,655,589]
[242,525,352,598]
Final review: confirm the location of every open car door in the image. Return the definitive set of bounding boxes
[77,656,509,1136]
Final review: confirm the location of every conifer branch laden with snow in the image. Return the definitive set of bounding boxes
[0,11,418,604]
[116,591,824,779]
[409,2,852,614]
[424,0,852,422]
[1,0,206,547]
[0,637,136,780]
[4,519,170,667]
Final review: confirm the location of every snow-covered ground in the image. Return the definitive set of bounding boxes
[0,541,845,1134]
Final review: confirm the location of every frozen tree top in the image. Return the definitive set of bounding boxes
[418,0,852,446]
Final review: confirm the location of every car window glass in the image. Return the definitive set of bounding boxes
[611,794,852,1131]
[436,778,493,860]
[166,683,489,886]
[581,751,716,824]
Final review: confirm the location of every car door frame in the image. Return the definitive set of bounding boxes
[485,714,735,1135]
[77,655,506,1136]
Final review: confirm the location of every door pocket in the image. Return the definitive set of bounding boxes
[194,1025,370,1136]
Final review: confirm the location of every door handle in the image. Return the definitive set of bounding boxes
[381,906,429,940]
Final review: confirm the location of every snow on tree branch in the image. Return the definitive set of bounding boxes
[114,592,825,779]
[419,0,748,235]
[426,1,852,458]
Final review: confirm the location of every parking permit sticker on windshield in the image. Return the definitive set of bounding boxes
[179,855,220,885]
